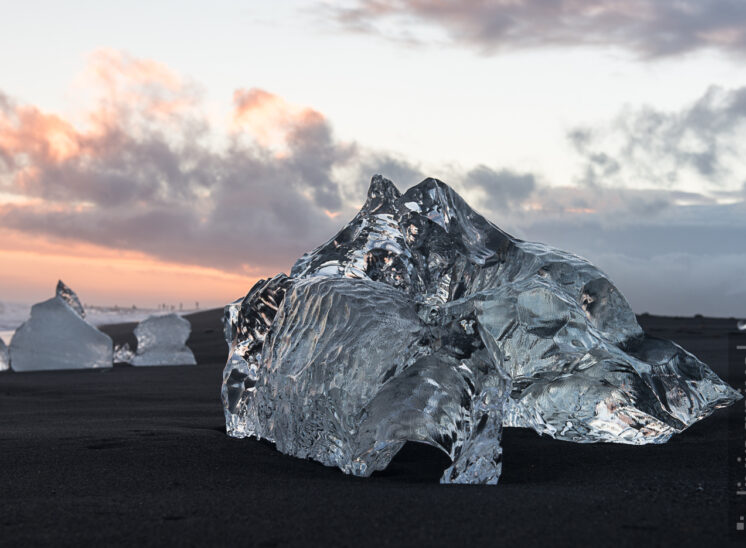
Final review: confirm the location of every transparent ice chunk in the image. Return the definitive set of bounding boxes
[222,175,741,484]
[130,313,196,366]
[0,337,9,371]
[10,284,112,371]
[113,343,135,363]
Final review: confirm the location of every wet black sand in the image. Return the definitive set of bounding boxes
[0,311,742,546]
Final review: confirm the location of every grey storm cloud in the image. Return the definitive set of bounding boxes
[283,112,355,211]
[568,85,746,188]
[463,165,536,212]
[354,153,425,191]
[330,0,746,58]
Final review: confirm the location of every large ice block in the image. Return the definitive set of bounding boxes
[0,337,9,371]
[130,313,196,366]
[9,282,113,371]
[222,175,742,484]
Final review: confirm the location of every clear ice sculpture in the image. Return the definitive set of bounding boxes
[222,175,742,484]
[10,281,113,372]
[0,337,9,371]
[129,313,196,366]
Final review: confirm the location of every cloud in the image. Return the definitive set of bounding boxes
[569,85,746,190]
[463,165,536,212]
[329,0,746,58]
[0,51,436,277]
[233,88,327,150]
[353,153,425,191]
[1,50,744,315]
[0,51,364,275]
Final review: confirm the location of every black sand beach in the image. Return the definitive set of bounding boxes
[0,311,741,546]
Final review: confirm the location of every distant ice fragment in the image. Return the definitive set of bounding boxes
[738,320,746,331]
[113,342,135,363]
[0,337,9,371]
[10,283,112,371]
[130,314,196,366]
[222,175,742,484]
[56,279,86,319]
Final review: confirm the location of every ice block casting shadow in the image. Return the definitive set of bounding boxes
[221,175,741,484]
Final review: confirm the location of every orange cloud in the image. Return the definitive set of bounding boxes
[84,49,199,125]
[232,88,326,148]
[0,50,350,309]
[0,49,199,199]
[0,105,81,164]
[0,49,210,205]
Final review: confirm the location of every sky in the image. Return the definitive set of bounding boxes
[0,0,744,315]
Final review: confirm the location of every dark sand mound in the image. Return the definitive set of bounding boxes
[0,310,741,546]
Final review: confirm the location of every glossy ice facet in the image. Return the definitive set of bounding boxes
[56,279,86,319]
[222,175,742,484]
[222,274,292,437]
[9,284,113,371]
[130,313,196,366]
